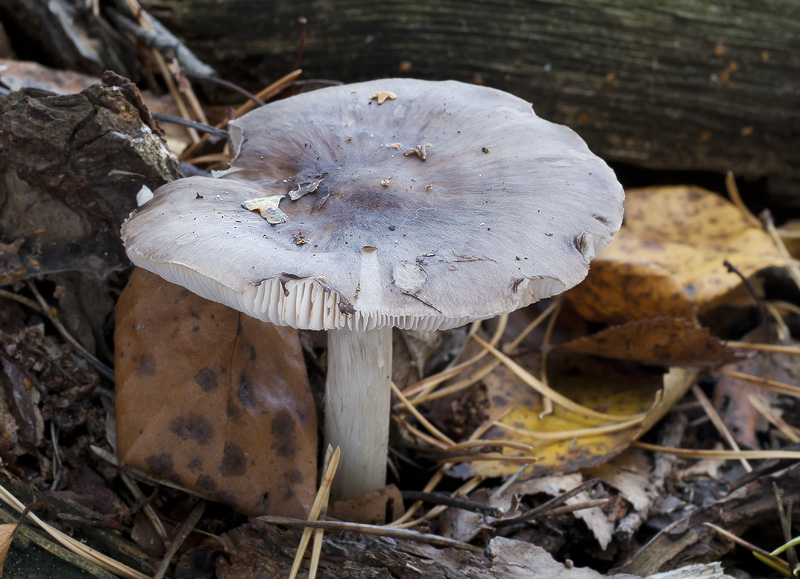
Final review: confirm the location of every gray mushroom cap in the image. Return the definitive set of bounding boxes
[122,79,624,331]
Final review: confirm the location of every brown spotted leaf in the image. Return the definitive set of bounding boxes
[115,268,317,517]
[552,318,738,367]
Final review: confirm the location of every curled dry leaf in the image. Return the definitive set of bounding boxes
[461,353,688,480]
[114,269,317,517]
[552,318,740,367]
[599,186,786,313]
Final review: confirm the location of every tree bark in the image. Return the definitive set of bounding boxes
[146,0,800,180]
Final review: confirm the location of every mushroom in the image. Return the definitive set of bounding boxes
[121,79,624,501]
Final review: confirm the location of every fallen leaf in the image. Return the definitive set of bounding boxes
[462,353,696,481]
[712,330,798,449]
[463,352,661,479]
[439,488,518,543]
[567,261,697,325]
[130,512,167,558]
[613,461,800,576]
[115,268,317,517]
[0,522,17,575]
[0,239,25,286]
[600,186,786,313]
[49,466,119,516]
[583,448,653,512]
[0,59,192,153]
[0,59,98,93]
[552,318,737,367]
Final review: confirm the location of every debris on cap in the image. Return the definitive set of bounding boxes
[370,90,397,104]
[241,195,288,224]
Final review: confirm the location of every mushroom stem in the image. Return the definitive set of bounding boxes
[324,326,392,500]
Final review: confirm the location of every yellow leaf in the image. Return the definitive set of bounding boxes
[466,352,667,479]
[599,186,786,313]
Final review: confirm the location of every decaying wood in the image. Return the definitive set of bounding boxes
[0,75,180,284]
[0,0,133,77]
[613,460,800,576]
[145,0,800,180]
[218,520,640,579]
[3,1,797,180]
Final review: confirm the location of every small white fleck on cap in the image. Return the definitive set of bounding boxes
[136,185,154,207]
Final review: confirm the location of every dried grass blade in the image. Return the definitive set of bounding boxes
[725,342,800,356]
[288,446,339,579]
[474,335,639,422]
[714,369,800,398]
[748,395,800,443]
[404,313,509,400]
[705,522,791,575]
[391,415,450,450]
[725,171,762,228]
[307,448,335,579]
[493,415,643,441]
[260,517,483,553]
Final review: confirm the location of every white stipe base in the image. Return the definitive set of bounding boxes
[324,326,392,501]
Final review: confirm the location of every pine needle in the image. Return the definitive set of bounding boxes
[0,483,150,579]
[634,441,800,460]
[493,415,643,441]
[288,446,340,579]
[714,368,800,398]
[705,522,791,575]
[691,384,752,472]
[391,382,455,447]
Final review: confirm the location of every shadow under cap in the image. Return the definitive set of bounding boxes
[122,78,624,331]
